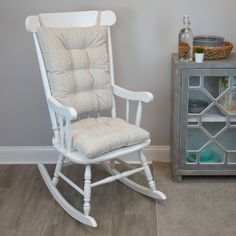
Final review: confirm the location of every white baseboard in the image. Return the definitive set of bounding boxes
[0,146,170,164]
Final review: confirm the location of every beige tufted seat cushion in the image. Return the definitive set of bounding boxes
[71,117,150,158]
[37,26,113,114]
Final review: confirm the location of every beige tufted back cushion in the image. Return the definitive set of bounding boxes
[36,26,113,114]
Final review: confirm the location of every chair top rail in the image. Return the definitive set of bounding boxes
[25,10,116,32]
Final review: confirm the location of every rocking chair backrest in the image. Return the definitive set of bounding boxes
[25,10,117,132]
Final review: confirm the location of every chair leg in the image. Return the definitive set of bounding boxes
[38,164,97,227]
[138,151,156,191]
[102,161,166,200]
[52,154,65,186]
[83,165,91,216]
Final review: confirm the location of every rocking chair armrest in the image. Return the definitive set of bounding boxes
[47,97,77,121]
[112,85,154,103]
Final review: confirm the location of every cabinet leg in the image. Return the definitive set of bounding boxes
[173,174,182,182]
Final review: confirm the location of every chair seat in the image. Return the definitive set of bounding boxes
[71,117,150,158]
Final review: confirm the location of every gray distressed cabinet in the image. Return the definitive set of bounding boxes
[171,53,236,182]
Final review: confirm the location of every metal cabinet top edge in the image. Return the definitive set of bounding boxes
[172,53,236,69]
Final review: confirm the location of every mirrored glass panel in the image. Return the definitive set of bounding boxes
[216,128,236,151]
[189,76,200,87]
[188,90,211,114]
[199,143,224,164]
[187,128,210,151]
[204,76,229,98]
[201,106,226,122]
[232,77,236,87]
[202,122,226,137]
[186,152,198,164]
[218,89,236,115]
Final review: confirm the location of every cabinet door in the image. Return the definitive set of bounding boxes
[180,69,236,170]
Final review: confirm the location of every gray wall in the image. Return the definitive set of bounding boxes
[0,0,236,146]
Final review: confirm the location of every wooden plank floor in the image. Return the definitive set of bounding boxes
[0,164,158,236]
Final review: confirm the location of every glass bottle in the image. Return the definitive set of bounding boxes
[178,15,193,62]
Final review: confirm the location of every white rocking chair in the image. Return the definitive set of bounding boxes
[25,10,166,227]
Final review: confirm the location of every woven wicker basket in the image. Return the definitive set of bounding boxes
[193,42,233,60]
